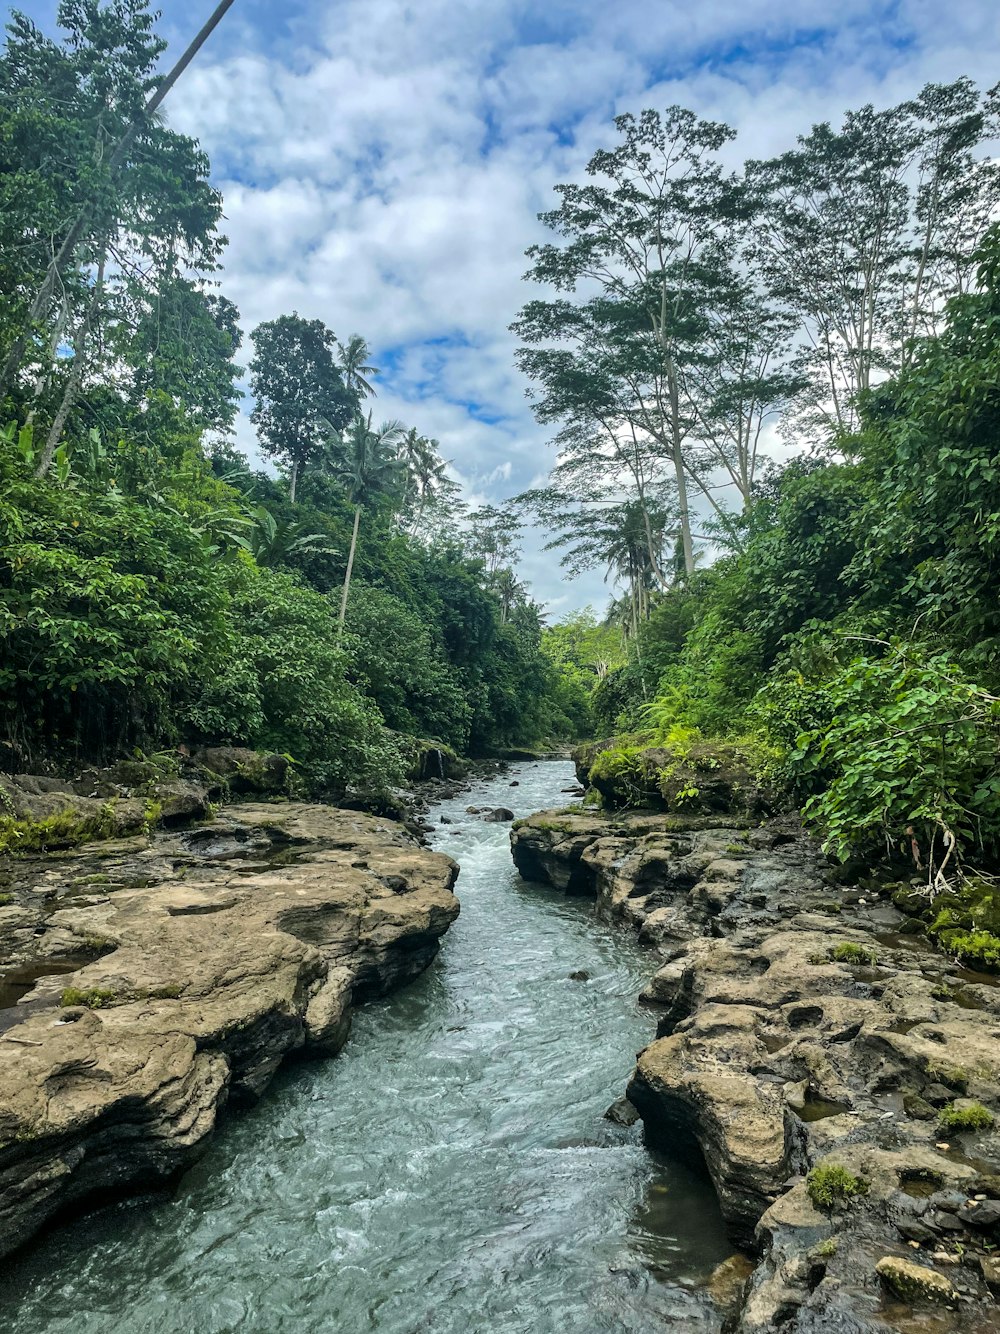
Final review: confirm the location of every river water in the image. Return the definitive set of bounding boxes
[1,760,731,1333]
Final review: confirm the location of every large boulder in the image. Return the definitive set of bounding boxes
[582,740,777,815]
[0,802,459,1259]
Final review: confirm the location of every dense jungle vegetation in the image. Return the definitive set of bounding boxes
[0,1,578,793]
[3,0,1000,940]
[513,88,1000,926]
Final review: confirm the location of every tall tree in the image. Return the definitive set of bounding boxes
[0,0,234,408]
[249,314,355,503]
[337,334,379,400]
[747,79,1000,440]
[324,413,406,632]
[517,108,745,575]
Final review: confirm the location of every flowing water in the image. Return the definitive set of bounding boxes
[1,761,731,1333]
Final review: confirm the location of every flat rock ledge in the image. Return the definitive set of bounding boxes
[511,808,1000,1334]
[0,803,459,1260]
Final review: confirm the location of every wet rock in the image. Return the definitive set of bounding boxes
[979,1254,1000,1292]
[481,807,515,823]
[957,1198,1000,1230]
[903,1091,936,1120]
[875,1255,958,1304]
[604,1097,641,1127]
[510,799,1000,1331]
[569,969,591,982]
[0,803,459,1260]
[707,1253,754,1317]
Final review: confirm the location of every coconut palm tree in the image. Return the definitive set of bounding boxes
[399,428,452,535]
[337,334,380,400]
[324,413,406,635]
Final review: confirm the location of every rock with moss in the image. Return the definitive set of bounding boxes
[806,1163,869,1209]
[937,1099,994,1133]
[875,1255,958,1305]
[192,746,291,795]
[401,739,468,783]
[579,736,777,816]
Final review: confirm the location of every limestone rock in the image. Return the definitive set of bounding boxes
[0,802,459,1259]
[875,1255,958,1305]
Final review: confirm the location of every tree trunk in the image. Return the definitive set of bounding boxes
[288,460,299,505]
[337,504,362,638]
[656,284,695,578]
[35,246,106,479]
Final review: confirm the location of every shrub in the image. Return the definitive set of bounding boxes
[783,643,1000,875]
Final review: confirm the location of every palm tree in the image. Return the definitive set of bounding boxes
[399,428,451,534]
[337,334,379,400]
[325,413,406,635]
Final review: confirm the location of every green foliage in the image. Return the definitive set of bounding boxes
[343,585,471,748]
[829,943,879,966]
[806,1164,869,1210]
[937,1101,995,1133]
[784,645,1000,869]
[249,314,355,497]
[60,987,118,1010]
[539,607,626,740]
[186,564,403,793]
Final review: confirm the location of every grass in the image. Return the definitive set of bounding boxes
[830,942,879,966]
[806,1163,869,1210]
[937,1101,994,1133]
[60,986,118,1009]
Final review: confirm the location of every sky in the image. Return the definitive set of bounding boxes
[11,0,1000,613]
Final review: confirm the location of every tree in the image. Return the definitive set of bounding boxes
[465,505,522,575]
[337,333,379,399]
[0,0,234,428]
[747,79,1000,440]
[127,281,242,434]
[517,107,745,575]
[249,314,355,502]
[324,413,406,632]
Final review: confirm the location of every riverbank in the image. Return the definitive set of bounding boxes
[511,804,1000,1332]
[0,783,459,1261]
[1,759,734,1334]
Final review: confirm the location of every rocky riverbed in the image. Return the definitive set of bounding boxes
[511,803,1000,1332]
[0,762,459,1261]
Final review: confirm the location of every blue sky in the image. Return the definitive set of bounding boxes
[9,0,1000,613]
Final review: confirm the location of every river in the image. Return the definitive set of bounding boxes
[0,760,731,1333]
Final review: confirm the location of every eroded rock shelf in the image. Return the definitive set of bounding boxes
[511,807,1000,1333]
[0,801,459,1260]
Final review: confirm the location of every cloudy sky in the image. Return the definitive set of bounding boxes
[15,0,1000,612]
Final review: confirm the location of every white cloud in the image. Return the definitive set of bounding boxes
[141,0,1000,612]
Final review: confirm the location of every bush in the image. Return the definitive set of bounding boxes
[0,444,230,760]
[343,584,471,748]
[782,643,1000,874]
